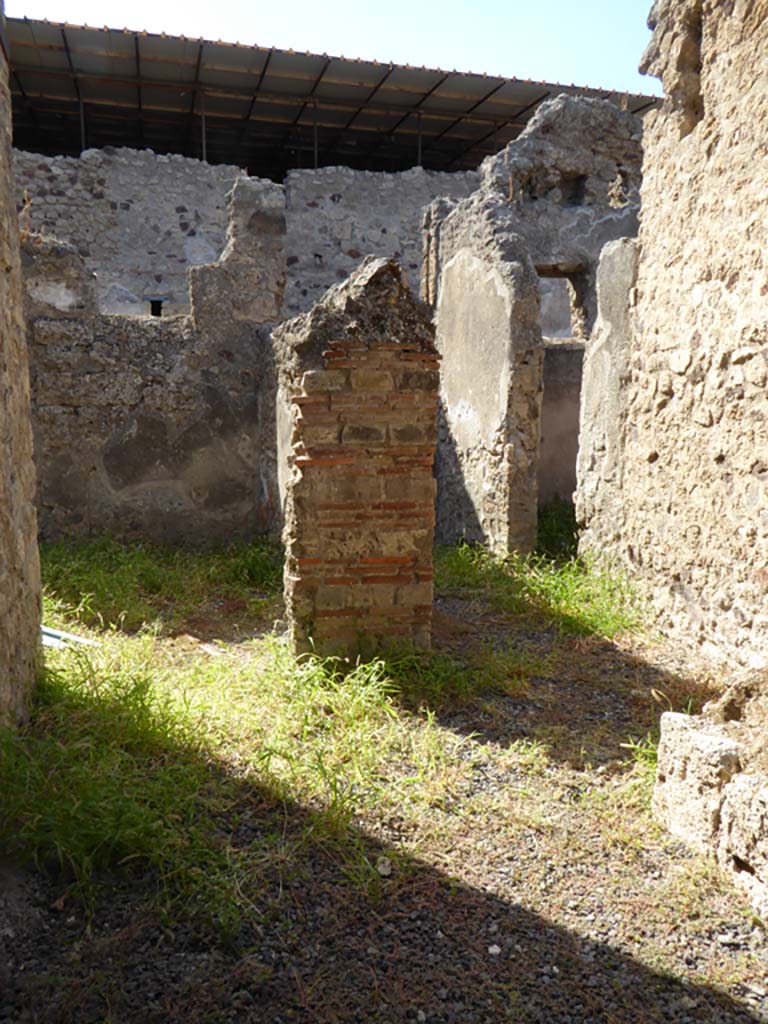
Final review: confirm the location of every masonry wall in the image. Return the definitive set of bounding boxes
[274,258,439,658]
[577,0,768,667]
[14,147,244,315]
[424,96,642,337]
[0,2,41,726]
[14,149,478,320]
[431,192,544,554]
[23,178,285,543]
[281,165,478,316]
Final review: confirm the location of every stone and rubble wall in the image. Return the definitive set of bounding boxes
[14,148,478,319]
[274,258,439,658]
[23,178,285,543]
[0,0,41,726]
[14,147,245,315]
[575,237,638,536]
[654,669,768,920]
[424,95,642,337]
[424,94,642,549]
[281,166,478,316]
[430,192,544,554]
[577,0,768,667]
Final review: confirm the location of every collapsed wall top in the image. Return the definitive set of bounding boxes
[273,256,435,385]
[424,95,643,337]
[482,95,642,202]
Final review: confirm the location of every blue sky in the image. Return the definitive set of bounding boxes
[7,0,662,97]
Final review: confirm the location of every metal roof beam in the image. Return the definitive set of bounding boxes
[343,64,394,130]
[356,70,451,163]
[426,78,507,146]
[60,27,86,150]
[184,40,204,157]
[439,88,551,166]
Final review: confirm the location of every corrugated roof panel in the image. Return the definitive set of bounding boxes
[14,69,77,101]
[79,77,138,106]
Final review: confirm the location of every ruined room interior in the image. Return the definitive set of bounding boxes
[1,1,767,1021]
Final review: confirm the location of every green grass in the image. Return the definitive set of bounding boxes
[536,497,579,561]
[0,647,233,920]
[435,499,642,638]
[435,542,642,638]
[41,536,282,633]
[3,514,646,925]
[0,636,480,922]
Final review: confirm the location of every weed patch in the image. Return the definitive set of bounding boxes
[40,536,283,635]
[434,542,642,638]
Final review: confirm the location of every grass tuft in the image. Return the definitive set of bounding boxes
[434,542,642,638]
[40,536,283,634]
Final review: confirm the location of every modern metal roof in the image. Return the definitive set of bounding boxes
[7,17,659,179]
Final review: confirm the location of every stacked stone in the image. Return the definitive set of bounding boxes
[282,166,479,317]
[0,0,41,725]
[274,257,439,658]
[21,178,285,543]
[576,0,768,666]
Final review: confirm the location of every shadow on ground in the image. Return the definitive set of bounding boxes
[1,678,759,1024]
[386,595,717,770]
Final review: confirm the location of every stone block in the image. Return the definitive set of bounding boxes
[717,772,768,918]
[653,712,744,853]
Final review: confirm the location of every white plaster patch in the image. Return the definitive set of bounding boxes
[184,234,219,266]
[26,277,80,311]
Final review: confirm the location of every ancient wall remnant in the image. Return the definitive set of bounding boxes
[430,193,543,554]
[14,149,478,319]
[575,237,638,538]
[274,257,439,658]
[0,0,41,726]
[576,0,768,667]
[654,670,768,920]
[282,165,478,316]
[14,147,244,315]
[424,95,642,337]
[423,94,642,550]
[23,178,285,542]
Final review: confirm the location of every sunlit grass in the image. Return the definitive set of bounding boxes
[0,631,483,922]
[40,535,283,634]
[2,512,649,927]
[434,542,643,638]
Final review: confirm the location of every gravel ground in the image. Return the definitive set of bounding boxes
[2,596,767,1024]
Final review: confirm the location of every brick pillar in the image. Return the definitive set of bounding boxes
[273,257,439,658]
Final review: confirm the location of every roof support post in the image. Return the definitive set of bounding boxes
[313,100,318,169]
[417,111,422,167]
[79,97,85,152]
[201,92,207,162]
